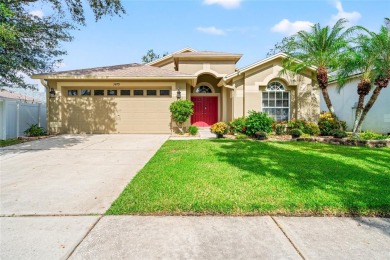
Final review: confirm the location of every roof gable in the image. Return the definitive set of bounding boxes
[224,53,316,81]
[147,47,196,66]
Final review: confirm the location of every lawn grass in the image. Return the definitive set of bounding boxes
[0,138,26,147]
[107,140,390,216]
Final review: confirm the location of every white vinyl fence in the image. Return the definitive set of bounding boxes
[0,99,46,139]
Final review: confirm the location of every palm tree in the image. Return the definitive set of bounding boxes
[280,19,356,119]
[336,32,376,134]
[355,23,390,132]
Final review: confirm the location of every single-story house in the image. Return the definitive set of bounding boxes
[324,76,390,134]
[32,48,320,134]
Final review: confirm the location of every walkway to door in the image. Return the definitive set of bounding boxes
[191,96,218,127]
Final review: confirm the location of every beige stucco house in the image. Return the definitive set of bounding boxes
[32,48,320,134]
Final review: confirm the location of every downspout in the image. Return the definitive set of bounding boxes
[40,79,50,135]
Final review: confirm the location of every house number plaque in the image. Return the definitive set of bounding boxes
[113,83,120,86]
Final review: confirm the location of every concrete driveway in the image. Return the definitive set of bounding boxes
[0,134,168,259]
[0,134,168,216]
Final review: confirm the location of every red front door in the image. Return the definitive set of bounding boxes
[191,96,218,127]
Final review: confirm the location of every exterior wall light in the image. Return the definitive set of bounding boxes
[49,88,56,98]
[176,88,181,100]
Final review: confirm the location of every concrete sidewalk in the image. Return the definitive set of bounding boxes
[2,215,389,259]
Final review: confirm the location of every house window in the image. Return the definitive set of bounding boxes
[195,85,212,93]
[262,82,289,122]
[81,89,91,96]
[107,90,117,96]
[160,90,170,96]
[94,90,104,96]
[134,90,144,96]
[120,90,131,96]
[147,90,157,96]
[67,90,78,96]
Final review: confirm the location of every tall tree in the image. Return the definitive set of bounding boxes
[0,0,125,88]
[272,19,356,119]
[355,23,390,132]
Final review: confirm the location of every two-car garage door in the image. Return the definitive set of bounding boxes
[61,88,173,134]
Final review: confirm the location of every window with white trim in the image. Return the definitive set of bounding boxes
[262,82,289,122]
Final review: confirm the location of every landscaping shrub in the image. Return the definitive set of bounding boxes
[24,124,46,137]
[287,119,320,136]
[357,131,389,140]
[274,121,287,135]
[188,125,198,136]
[169,100,194,133]
[318,112,346,136]
[245,110,273,136]
[333,130,347,138]
[229,117,246,134]
[290,128,303,138]
[210,122,229,137]
[304,122,321,136]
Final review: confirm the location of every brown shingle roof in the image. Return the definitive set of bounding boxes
[173,51,242,57]
[32,63,196,79]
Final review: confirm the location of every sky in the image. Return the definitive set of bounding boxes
[25,0,389,91]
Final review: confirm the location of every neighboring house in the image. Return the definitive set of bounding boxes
[32,48,320,134]
[325,76,390,134]
[0,89,46,139]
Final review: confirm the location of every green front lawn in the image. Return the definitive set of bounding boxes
[107,140,390,216]
[0,138,26,147]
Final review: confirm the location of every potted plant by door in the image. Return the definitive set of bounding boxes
[255,131,267,140]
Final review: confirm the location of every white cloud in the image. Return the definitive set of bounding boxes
[29,10,44,18]
[203,0,242,9]
[196,26,226,36]
[271,19,313,36]
[329,0,361,25]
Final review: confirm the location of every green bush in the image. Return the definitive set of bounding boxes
[333,130,347,138]
[287,119,320,136]
[188,125,198,136]
[304,122,321,136]
[274,122,287,135]
[169,100,194,133]
[24,124,46,137]
[245,111,274,136]
[318,112,346,136]
[357,131,389,140]
[229,117,246,134]
[290,128,303,137]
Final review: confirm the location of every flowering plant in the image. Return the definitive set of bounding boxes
[210,122,229,135]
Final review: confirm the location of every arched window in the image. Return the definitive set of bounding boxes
[195,85,213,93]
[262,81,289,122]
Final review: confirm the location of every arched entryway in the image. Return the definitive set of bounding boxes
[191,78,220,127]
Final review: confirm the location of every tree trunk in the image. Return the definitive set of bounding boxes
[321,87,336,116]
[352,94,365,134]
[357,77,388,132]
[317,66,336,118]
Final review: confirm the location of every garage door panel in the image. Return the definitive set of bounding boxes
[62,97,173,134]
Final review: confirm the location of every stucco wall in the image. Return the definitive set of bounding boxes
[231,59,319,121]
[178,60,236,76]
[324,78,390,134]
